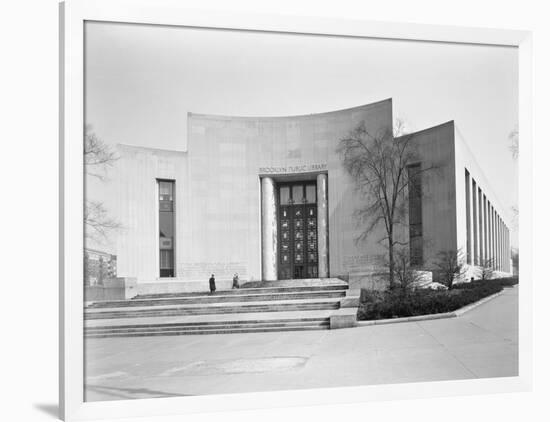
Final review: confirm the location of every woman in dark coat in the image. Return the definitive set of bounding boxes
[232,273,240,289]
[209,274,216,294]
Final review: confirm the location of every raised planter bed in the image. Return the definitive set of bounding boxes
[357,277,518,321]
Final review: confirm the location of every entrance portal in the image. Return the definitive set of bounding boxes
[277,182,318,279]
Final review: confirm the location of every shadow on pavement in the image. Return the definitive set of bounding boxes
[85,384,190,401]
[33,403,59,419]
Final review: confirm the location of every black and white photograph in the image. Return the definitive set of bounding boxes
[9,0,550,420]
[81,18,520,403]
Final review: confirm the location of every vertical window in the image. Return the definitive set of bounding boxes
[159,180,175,277]
[292,185,304,204]
[493,208,500,267]
[477,187,487,265]
[472,180,478,265]
[279,186,290,205]
[489,205,493,268]
[491,206,498,266]
[492,208,499,269]
[465,170,472,264]
[498,215,503,271]
[305,184,317,204]
[407,164,423,266]
[482,194,490,266]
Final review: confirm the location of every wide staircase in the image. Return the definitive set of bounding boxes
[84,278,353,338]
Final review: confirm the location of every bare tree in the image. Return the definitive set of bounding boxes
[337,121,434,289]
[509,126,518,160]
[477,258,495,281]
[84,125,118,181]
[393,117,408,137]
[85,200,121,243]
[508,126,519,230]
[393,247,425,291]
[432,249,467,290]
[84,125,120,243]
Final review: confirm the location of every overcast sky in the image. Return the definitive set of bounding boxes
[85,21,519,246]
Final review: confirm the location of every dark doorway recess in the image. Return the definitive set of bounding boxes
[277,182,318,279]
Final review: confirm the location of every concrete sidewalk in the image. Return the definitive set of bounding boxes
[84,286,518,402]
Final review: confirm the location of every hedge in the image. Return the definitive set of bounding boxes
[357,276,518,321]
[454,277,518,290]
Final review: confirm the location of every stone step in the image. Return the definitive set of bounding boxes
[134,283,348,300]
[87,289,346,309]
[86,318,328,334]
[86,316,328,330]
[240,278,345,288]
[85,300,341,320]
[85,309,335,328]
[85,323,330,338]
[86,296,343,313]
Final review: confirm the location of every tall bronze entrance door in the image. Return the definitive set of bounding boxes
[277,182,318,279]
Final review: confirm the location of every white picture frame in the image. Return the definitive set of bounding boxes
[60,0,533,420]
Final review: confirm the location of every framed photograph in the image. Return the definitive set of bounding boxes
[60,0,533,420]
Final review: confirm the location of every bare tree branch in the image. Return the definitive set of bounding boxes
[432,249,467,289]
[477,258,495,280]
[83,125,121,243]
[337,121,436,289]
[508,126,519,160]
[84,124,119,181]
[393,247,426,291]
[84,200,122,243]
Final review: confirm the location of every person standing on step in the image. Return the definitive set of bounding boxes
[209,274,216,294]
[232,273,240,289]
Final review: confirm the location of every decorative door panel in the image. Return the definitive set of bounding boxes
[277,182,318,280]
[305,204,318,278]
[279,205,292,280]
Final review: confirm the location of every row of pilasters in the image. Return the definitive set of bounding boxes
[465,173,510,273]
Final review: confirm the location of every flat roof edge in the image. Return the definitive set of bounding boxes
[116,143,187,155]
[397,120,455,139]
[187,98,392,121]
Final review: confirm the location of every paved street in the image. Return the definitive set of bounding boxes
[84,286,518,402]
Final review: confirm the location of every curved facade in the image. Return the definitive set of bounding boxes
[110,98,512,293]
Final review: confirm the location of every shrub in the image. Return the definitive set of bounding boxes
[357,278,507,321]
[477,258,495,280]
[431,249,467,289]
[497,277,519,287]
[454,277,519,290]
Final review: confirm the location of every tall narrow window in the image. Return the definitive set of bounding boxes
[472,180,478,265]
[481,193,487,265]
[407,164,423,266]
[479,190,485,265]
[465,170,472,264]
[490,201,495,266]
[159,180,175,277]
[498,215,503,271]
[492,208,499,270]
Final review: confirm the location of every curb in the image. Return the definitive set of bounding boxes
[356,287,510,327]
[356,311,455,326]
[452,290,505,316]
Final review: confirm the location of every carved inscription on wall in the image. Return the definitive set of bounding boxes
[177,262,248,280]
[342,254,386,273]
